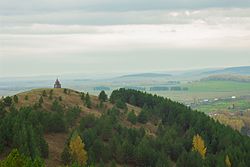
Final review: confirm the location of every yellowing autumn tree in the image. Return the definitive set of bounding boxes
[225,155,231,167]
[192,134,206,159]
[69,134,88,166]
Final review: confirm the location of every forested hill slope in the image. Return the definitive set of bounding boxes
[0,88,250,167]
[110,88,250,166]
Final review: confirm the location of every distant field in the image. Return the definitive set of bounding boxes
[2,80,250,107]
[194,99,250,113]
[147,81,250,103]
[184,80,250,92]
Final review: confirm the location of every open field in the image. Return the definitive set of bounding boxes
[87,80,250,105]
[148,81,250,103]
[194,98,250,113]
[184,80,250,92]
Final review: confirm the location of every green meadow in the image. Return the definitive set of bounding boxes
[185,80,250,92]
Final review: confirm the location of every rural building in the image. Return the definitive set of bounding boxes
[54,78,62,88]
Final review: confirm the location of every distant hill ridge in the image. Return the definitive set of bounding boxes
[202,74,250,82]
[202,66,250,75]
[119,73,172,78]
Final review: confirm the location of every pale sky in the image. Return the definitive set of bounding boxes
[0,0,250,77]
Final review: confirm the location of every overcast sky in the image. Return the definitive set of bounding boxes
[1,0,250,77]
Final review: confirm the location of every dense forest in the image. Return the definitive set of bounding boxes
[0,88,250,166]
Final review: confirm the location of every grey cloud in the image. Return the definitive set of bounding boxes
[1,0,250,15]
[1,8,250,26]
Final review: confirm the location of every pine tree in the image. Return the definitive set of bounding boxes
[137,110,148,124]
[80,93,85,101]
[42,90,47,97]
[0,149,45,167]
[39,96,43,105]
[129,95,136,105]
[85,93,92,108]
[64,88,68,94]
[192,134,206,159]
[13,95,18,104]
[127,111,137,124]
[61,146,71,165]
[49,90,53,100]
[25,95,29,101]
[69,134,88,166]
[98,91,108,102]
[3,96,12,107]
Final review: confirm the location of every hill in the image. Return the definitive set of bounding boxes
[119,73,172,78]
[12,88,102,116]
[201,74,250,82]
[0,88,250,167]
[202,66,250,75]
[0,88,150,167]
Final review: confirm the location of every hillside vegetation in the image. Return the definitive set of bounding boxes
[0,88,250,167]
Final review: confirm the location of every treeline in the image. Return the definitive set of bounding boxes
[0,107,49,159]
[149,86,188,91]
[202,74,250,82]
[109,88,250,166]
[94,86,111,91]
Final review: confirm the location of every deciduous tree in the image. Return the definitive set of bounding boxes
[69,134,88,166]
[192,134,206,159]
[225,155,231,167]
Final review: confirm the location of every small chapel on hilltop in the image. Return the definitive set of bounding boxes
[54,78,61,88]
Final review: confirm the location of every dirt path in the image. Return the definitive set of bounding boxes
[44,133,68,167]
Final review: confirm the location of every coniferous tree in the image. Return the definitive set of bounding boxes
[39,96,43,105]
[13,95,18,104]
[24,95,28,101]
[49,90,53,100]
[115,99,127,110]
[176,151,203,167]
[127,111,137,124]
[129,95,136,105]
[98,91,108,102]
[64,88,68,94]
[51,100,63,113]
[3,96,12,107]
[42,90,47,97]
[0,149,45,167]
[85,93,92,108]
[137,110,148,124]
[61,146,72,165]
